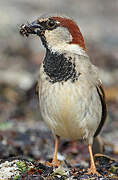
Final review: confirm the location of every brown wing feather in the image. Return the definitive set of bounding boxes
[35,81,39,98]
[94,82,107,137]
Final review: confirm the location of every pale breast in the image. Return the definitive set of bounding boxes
[39,77,102,143]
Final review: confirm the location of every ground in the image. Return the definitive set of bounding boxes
[0,0,118,179]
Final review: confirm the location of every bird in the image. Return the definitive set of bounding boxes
[19,14,107,175]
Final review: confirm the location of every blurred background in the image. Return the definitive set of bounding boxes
[0,0,118,162]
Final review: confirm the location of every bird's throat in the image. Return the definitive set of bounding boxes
[43,49,80,83]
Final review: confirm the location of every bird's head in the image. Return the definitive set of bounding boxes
[20,14,87,56]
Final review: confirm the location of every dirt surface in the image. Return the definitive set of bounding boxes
[0,0,118,179]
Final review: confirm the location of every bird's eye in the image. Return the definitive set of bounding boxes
[46,20,56,29]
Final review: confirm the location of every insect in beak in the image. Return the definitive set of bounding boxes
[19,20,44,37]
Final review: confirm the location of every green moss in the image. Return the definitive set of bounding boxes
[110,165,118,174]
[16,161,28,174]
[0,121,13,130]
[13,175,20,180]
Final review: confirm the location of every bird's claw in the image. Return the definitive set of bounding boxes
[45,160,60,167]
[87,167,101,176]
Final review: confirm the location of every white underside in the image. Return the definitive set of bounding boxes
[39,69,102,144]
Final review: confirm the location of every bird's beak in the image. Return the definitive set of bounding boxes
[29,20,44,35]
[20,20,44,37]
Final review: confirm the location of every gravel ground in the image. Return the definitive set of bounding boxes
[0,0,118,178]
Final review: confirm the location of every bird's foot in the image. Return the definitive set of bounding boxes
[87,144,101,176]
[87,166,101,176]
[45,159,60,167]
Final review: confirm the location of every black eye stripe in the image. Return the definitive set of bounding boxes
[39,19,59,30]
[47,20,55,27]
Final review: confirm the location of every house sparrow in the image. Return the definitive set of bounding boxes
[20,14,107,175]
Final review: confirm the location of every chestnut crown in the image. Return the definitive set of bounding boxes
[20,15,86,54]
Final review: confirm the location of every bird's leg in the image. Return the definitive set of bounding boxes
[52,135,60,167]
[45,136,60,167]
[88,144,100,176]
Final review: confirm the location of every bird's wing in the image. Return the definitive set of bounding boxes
[35,81,39,98]
[94,81,107,137]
